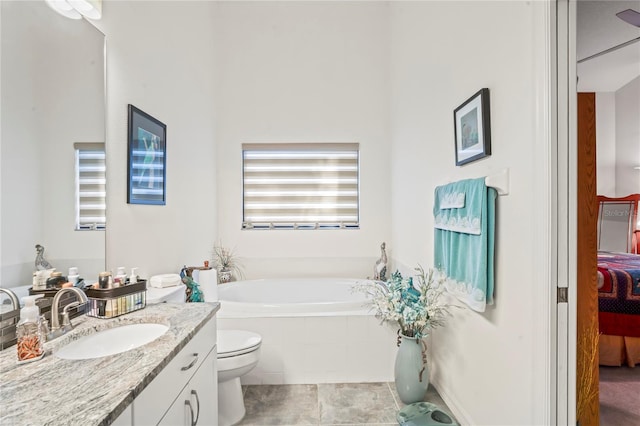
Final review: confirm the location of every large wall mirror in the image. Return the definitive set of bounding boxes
[1,1,106,289]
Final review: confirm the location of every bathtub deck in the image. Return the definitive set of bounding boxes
[236,382,457,425]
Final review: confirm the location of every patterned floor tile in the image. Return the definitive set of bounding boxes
[318,383,398,424]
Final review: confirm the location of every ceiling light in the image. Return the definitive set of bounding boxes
[45,0,81,19]
[45,0,102,20]
[634,166,640,170]
[617,9,640,28]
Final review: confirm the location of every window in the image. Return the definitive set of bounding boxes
[75,143,106,230]
[242,143,359,230]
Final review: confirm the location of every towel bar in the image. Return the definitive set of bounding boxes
[485,168,509,195]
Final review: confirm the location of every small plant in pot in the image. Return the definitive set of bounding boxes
[212,243,243,283]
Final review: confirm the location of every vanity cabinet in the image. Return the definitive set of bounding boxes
[132,317,217,426]
[158,349,217,425]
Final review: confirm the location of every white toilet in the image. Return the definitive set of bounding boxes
[147,275,262,425]
[217,329,262,426]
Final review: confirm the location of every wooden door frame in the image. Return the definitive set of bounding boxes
[576,92,599,425]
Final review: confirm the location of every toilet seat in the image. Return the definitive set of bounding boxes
[217,329,262,359]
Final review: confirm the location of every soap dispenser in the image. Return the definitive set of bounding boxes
[16,295,45,363]
[129,267,139,284]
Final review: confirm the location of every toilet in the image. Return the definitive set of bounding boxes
[147,280,262,425]
[217,329,262,426]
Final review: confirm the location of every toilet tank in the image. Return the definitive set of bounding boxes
[146,284,186,304]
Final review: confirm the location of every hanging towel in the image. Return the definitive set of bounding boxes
[433,178,497,312]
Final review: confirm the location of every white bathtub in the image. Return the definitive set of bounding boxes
[216,278,398,385]
[217,278,371,317]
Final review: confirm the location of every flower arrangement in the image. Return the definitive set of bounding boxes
[212,243,243,281]
[355,265,451,339]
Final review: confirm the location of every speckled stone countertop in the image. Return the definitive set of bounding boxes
[0,302,219,426]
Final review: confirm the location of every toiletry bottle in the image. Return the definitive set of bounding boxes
[46,271,66,289]
[129,267,139,284]
[68,267,79,286]
[16,295,44,362]
[115,266,127,284]
[98,271,112,289]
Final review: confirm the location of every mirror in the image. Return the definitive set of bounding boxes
[1,1,106,289]
[597,194,640,253]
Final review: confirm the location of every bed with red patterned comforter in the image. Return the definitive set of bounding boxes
[597,251,640,337]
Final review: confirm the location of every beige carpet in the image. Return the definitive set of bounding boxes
[599,366,640,426]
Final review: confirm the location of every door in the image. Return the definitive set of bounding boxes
[576,92,600,426]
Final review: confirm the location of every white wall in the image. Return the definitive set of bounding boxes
[1,1,104,287]
[615,76,640,197]
[390,2,546,424]
[213,1,391,279]
[595,92,616,196]
[95,1,218,279]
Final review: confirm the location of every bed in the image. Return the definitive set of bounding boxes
[596,194,640,366]
[597,250,640,367]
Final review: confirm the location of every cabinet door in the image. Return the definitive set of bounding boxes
[134,318,217,425]
[187,347,217,425]
[158,348,217,426]
[112,405,132,426]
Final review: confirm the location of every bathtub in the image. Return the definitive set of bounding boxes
[216,278,398,385]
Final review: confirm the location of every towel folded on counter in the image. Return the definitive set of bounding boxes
[149,274,182,288]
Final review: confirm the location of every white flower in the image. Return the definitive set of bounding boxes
[353,265,452,339]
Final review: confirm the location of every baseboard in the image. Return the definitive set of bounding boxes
[431,377,473,426]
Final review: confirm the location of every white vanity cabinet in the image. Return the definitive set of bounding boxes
[131,317,218,426]
[158,349,217,425]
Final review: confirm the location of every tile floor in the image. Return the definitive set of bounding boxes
[236,382,457,426]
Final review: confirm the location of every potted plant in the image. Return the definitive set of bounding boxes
[355,265,453,404]
[212,243,243,283]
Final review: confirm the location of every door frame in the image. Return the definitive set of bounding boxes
[533,0,577,424]
[556,0,578,424]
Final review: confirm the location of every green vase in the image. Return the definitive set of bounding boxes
[394,333,429,404]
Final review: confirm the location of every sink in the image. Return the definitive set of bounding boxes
[55,323,169,360]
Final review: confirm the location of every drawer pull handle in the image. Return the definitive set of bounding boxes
[191,390,200,425]
[185,400,195,426]
[181,353,199,371]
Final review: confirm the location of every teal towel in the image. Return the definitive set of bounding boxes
[433,178,496,312]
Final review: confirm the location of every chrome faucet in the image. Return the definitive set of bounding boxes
[48,287,88,340]
[0,288,20,310]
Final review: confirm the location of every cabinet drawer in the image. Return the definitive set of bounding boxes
[133,317,216,426]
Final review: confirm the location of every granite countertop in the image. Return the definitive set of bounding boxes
[0,301,220,426]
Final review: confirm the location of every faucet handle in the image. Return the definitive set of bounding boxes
[61,302,81,330]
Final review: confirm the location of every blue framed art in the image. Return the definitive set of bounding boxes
[127,104,166,205]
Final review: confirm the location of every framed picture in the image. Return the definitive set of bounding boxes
[127,104,166,205]
[453,88,491,166]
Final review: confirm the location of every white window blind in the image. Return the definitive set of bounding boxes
[75,143,106,231]
[242,143,359,230]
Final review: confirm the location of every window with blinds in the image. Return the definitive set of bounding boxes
[242,143,359,230]
[75,143,106,231]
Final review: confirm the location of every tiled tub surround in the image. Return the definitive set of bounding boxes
[0,302,219,426]
[218,315,398,384]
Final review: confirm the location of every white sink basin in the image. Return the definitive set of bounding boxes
[55,323,169,360]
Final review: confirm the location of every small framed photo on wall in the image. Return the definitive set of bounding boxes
[453,88,491,166]
[127,104,166,205]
